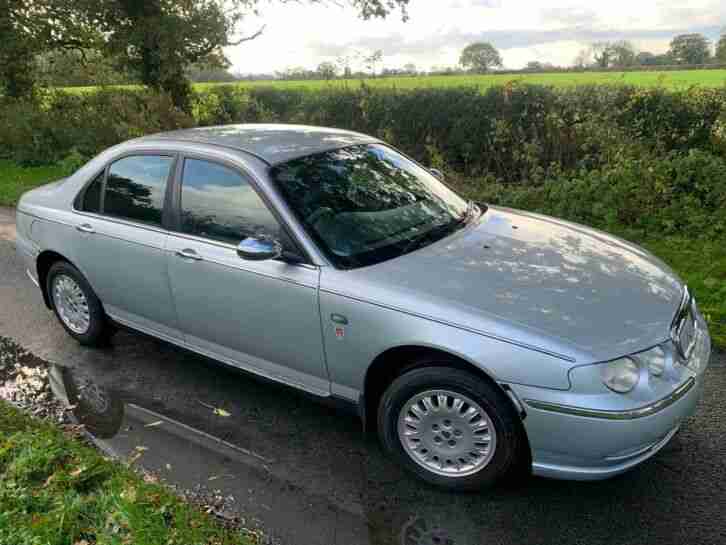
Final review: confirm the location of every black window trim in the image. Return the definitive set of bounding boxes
[73,150,179,232]
[170,152,313,266]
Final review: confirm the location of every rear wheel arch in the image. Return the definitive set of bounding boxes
[37,250,72,308]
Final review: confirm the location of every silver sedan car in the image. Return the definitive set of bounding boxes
[16,124,711,490]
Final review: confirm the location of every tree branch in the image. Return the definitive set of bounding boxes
[228,24,266,46]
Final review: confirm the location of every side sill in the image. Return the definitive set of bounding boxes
[107,312,331,399]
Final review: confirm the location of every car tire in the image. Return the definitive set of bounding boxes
[46,261,109,346]
[378,366,525,491]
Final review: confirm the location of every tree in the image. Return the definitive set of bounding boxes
[403,63,417,75]
[716,33,726,63]
[590,42,613,69]
[0,0,101,98]
[316,61,337,80]
[459,42,502,73]
[573,49,591,68]
[2,0,409,105]
[36,49,133,87]
[610,40,637,67]
[363,49,383,76]
[669,33,711,65]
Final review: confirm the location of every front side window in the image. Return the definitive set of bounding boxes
[103,155,173,226]
[271,144,472,269]
[179,158,286,246]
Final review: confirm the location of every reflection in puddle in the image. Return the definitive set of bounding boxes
[44,360,483,545]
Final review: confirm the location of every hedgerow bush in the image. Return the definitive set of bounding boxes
[0,89,193,165]
[466,149,726,240]
[1,83,725,241]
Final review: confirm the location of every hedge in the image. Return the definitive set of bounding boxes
[1,84,725,240]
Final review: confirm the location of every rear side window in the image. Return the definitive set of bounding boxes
[81,172,103,213]
[179,158,286,246]
[103,155,173,227]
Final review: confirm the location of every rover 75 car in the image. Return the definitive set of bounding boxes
[15,124,711,490]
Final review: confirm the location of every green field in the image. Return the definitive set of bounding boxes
[61,69,726,94]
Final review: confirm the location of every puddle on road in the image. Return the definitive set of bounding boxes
[1,330,725,545]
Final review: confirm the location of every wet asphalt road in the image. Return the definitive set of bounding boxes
[1,206,726,545]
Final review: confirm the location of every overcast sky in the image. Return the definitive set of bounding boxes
[226,0,725,74]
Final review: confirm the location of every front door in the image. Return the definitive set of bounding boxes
[165,157,328,396]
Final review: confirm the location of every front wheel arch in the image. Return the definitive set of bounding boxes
[362,345,526,432]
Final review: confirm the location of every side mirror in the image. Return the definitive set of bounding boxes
[429,168,445,181]
[237,236,283,261]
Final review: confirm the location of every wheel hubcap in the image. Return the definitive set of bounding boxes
[398,389,497,477]
[52,275,90,334]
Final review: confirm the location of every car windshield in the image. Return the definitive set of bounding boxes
[270,144,477,269]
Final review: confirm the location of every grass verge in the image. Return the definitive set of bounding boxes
[0,401,253,545]
[0,160,71,207]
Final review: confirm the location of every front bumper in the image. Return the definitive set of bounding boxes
[512,325,710,481]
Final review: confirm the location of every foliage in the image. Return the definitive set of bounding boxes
[0,0,410,108]
[0,400,254,545]
[0,0,102,98]
[459,42,503,73]
[36,49,134,87]
[717,34,726,64]
[0,89,193,165]
[669,34,712,65]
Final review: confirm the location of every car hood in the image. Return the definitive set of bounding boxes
[344,206,684,362]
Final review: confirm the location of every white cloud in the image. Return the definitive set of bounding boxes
[225,0,726,73]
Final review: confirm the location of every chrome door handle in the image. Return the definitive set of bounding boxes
[76,223,95,234]
[175,249,203,261]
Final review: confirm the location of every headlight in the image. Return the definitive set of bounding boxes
[639,345,666,377]
[601,357,640,393]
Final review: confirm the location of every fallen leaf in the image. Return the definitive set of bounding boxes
[214,408,231,417]
[144,420,164,428]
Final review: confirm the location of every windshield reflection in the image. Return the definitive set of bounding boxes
[271,144,469,268]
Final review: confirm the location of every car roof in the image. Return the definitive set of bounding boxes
[142,124,380,165]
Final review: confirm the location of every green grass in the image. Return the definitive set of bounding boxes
[0,401,254,545]
[0,160,71,207]
[62,69,726,94]
[642,237,726,347]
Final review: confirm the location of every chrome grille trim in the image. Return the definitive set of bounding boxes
[670,286,695,360]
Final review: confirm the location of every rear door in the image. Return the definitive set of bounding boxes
[164,156,329,396]
[72,153,181,340]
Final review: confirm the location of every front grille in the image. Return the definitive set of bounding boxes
[671,287,696,361]
[678,309,697,360]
